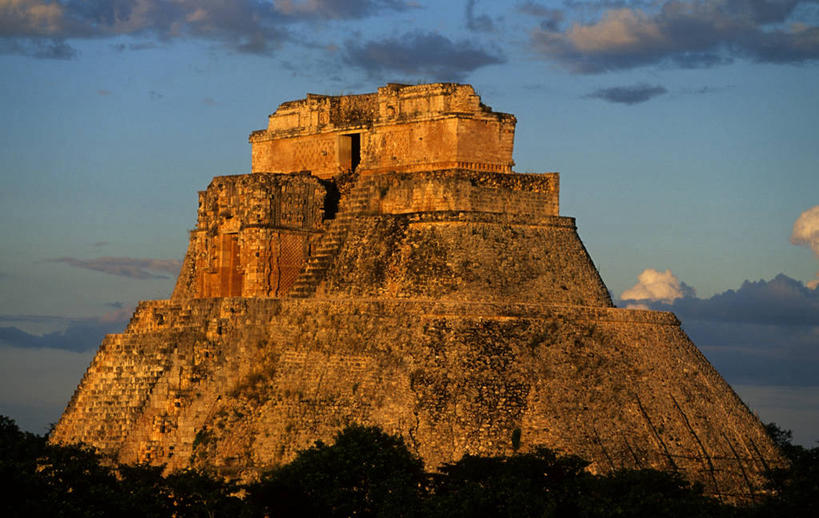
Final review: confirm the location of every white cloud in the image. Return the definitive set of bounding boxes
[621,268,694,303]
[791,205,819,288]
[624,302,650,310]
[567,8,663,53]
[792,205,819,256]
[625,274,819,326]
[0,0,64,37]
[616,274,819,387]
[529,0,819,73]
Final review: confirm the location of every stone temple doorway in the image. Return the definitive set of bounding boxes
[338,133,361,173]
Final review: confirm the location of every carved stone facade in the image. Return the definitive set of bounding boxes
[250,83,516,178]
[172,173,325,299]
[52,83,782,503]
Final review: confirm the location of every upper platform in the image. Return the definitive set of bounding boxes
[249,83,517,179]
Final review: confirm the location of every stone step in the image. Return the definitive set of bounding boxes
[307,253,332,262]
[286,176,376,299]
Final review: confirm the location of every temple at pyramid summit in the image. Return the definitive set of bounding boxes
[51,83,781,501]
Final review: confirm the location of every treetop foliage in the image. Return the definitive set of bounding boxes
[1,416,816,517]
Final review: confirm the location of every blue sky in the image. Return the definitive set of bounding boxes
[1,0,818,444]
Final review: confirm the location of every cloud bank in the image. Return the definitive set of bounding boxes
[0,1,506,80]
[274,0,413,19]
[465,0,494,32]
[585,83,667,104]
[528,0,819,73]
[618,272,819,386]
[0,307,131,353]
[0,0,414,57]
[344,31,505,81]
[622,270,819,327]
[48,256,182,279]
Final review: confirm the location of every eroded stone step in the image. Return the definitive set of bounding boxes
[286,177,376,299]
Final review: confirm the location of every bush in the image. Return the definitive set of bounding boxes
[751,423,819,518]
[579,469,732,518]
[246,425,426,517]
[426,447,590,517]
[4,416,817,517]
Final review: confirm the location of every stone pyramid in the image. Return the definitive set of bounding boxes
[51,83,782,501]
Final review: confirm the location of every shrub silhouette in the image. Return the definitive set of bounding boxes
[246,424,426,517]
[4,416,818,517]
[426,447,590,517]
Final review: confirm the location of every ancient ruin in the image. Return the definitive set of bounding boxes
[52,83,781,501]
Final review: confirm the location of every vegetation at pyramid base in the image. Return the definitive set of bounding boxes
[0,416,244,518]
[1,416,815,517]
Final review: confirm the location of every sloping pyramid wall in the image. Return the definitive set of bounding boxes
[52,170,782,502]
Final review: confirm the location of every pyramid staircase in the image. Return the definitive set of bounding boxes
[287,175,374,299]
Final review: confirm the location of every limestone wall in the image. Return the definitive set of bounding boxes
[356,169,558,219]
[320,212,611,306]
[175,169,564,300]
[172,173,325,299]
[51,298,782,501]
[250,132,345,178]
[358,116,514,175]
[249,83,515,178]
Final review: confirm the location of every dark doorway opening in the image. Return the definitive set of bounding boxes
[350,133,361,172]
[340,133,361,173]
[321,178,341,221]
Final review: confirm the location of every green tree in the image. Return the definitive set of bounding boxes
[0,415,49,517]
[426,447,590,518]
[35,442,124,517]
[579,469,732,518]
[6,415,817,517]
[1,415,243,517]
[247,425,426,517]
[162,469,245,518]
[752,423,819,518]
